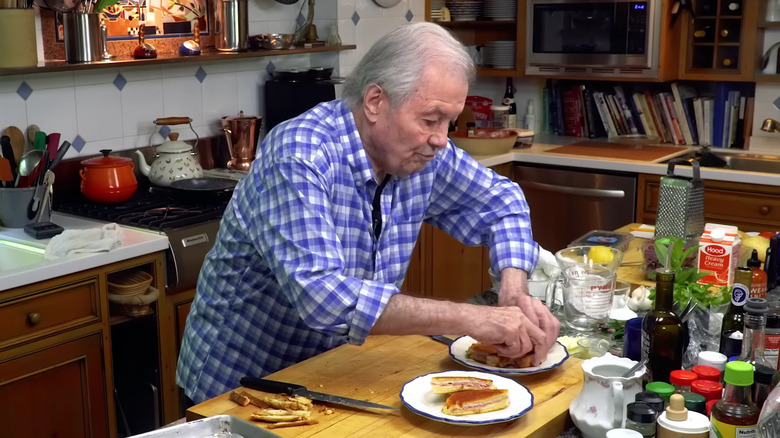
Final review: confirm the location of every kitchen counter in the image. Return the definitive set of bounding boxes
[187,335,583,437]
[0,213,169,292]
[475,139,780,186]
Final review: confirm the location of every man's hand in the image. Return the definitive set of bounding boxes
[497,268,560,364]
[468,306,548,364]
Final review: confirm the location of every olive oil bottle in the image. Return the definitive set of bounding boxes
[641,266,683,383]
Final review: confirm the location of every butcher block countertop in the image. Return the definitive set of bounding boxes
[187,335,584,437]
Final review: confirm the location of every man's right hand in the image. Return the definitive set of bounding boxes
[469,306,548,366]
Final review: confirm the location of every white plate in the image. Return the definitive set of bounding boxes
[373,0,402,7]
[449,336,569,374]
[400,370,533,425]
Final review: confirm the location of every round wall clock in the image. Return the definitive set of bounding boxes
[373,0,402,8]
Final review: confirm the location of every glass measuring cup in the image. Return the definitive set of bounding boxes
[552,246,624,333]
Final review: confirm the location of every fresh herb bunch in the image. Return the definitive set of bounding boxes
[648,237,730,308]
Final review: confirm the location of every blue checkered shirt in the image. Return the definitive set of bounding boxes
[176,99,538,402]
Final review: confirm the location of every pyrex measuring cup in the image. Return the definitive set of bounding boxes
[553,246,624,333]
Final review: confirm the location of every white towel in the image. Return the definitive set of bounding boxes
[45,223,124,259]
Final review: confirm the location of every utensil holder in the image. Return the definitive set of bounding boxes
[214,0,248,51]
[0,187,50,228]
[654,159,704,241]
[0,9,37,68]
[62,12,102,63]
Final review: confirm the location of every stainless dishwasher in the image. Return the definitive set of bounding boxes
[512,164,637,252]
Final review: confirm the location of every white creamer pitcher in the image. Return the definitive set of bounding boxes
[570,353,646,438]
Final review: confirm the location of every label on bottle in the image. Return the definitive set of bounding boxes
[709,417,756,437]
[732,283,749,306]
[641,326,652,380]
[505,114,517,129]
[764,331,780,364]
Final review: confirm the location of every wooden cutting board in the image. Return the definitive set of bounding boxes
[188,335,584,437]
[547,140,688,162]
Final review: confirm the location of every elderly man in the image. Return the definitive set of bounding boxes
[177,22,559,404]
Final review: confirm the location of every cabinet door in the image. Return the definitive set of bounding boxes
[0,333,108,438]
[677,0,758,80]
[176,300,192,352]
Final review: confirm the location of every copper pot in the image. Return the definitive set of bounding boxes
[221,111,262,171]
[79,149,138,203]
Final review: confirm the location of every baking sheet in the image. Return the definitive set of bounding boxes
[129,415,281,438]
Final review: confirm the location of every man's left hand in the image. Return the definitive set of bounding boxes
[497,268,560,357]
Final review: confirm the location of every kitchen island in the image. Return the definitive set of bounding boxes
[187,335,584,437]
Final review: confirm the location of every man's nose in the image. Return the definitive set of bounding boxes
[429,130,449,149]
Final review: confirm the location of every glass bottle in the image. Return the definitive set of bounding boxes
[326,22,342,47]
[756,365,775,411]
[502,78,517,129]
[749,250,768,299]
[738,297,774,370]
[721,268,751,356]
[765,235,778,292]
[642,266,683,383]
[711,360,759,437]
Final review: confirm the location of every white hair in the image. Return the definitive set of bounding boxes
[342,22,475,109]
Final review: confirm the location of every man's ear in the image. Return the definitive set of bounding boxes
[363,84,384,123]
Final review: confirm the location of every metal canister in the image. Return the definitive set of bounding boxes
[214,0,248,51]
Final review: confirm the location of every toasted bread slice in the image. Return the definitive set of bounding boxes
[441,389,510,416]
[229,390,250,406]
[430,376,496,394]
[247,392,313,411]
[466,342,534,368]
[250,408,311,422]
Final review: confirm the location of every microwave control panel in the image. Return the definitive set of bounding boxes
[627,2,649,54]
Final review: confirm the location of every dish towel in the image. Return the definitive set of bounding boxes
[45,223,124,260]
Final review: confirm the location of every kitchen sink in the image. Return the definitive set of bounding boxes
[666,149,780,174]
[0,240,46,272]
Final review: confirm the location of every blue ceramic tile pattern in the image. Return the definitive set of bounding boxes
[406,9,413,21]
[113,73,127,91]
[351,11,360,25]
[159,125,171,139]
[266,61,276,75]
[195,67,207,83]
[16,82,33,101]
[72,135,85,152]
[297,13,306,27]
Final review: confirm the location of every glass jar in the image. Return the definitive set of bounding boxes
[670,369,698,393]
[625,401,658,437]
[490,105,509,129]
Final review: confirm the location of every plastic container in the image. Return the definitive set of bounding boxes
[657,394,710,438]
[691,379,723,402]
[646,381,676,406]
[681,391,707,415]
[758,378,780,437]
[569,230,633,252]
[490,105,509,129]
[670,370,698,393]
[697,350,728,374]
[607,429,644,438]
[691,364,721,382]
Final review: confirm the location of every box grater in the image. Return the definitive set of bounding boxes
[654,159,704,240]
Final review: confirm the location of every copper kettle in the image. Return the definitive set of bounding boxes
[221,111,262,171]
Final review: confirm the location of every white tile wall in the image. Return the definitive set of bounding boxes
[1,1,540,158]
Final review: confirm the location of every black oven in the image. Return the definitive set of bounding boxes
[526,0,661,78]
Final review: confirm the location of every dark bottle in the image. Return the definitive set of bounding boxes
[721,267,752,356]
[642,267,683,384]
[766,235,778,291]
[503,78,517,129]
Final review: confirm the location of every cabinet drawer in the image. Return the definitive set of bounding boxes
[0,279,101,350]
[704,188,780,224]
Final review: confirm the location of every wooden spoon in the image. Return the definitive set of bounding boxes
[3,126,24,163]
[26,124,39,153]
[0,157,13,188]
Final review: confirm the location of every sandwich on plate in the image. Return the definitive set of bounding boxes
[430,376,496,394]
[466,342,534,368]
[441,389,510,416]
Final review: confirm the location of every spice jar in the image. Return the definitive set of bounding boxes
[635,391,665,419]
[490,105,509,129]
[670,370,698,393]
[657,394,710,438]
[691,365,721,382]
[691,379,723,402]
[646,381,675,406]
[681,391,706,415]
[625,401,658,437]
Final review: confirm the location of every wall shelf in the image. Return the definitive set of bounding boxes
[0,45,356,76]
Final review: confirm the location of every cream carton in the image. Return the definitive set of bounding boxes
[697,223,742,287]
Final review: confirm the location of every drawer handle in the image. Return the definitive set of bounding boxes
[760,205,771,215]
[27,312,42,326]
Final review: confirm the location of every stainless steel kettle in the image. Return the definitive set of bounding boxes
[221,111,262,171]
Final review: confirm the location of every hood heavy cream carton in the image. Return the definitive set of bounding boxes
[697,223,742,287]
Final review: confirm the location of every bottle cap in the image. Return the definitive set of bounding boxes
[755,364,775,384]
[697,350,728,372]
[681,391,706,415]
[490,105,509,111]
[664,393,688,421]
[670,370,698,386]
[710,228,726,242]
[635,391,664,414]
[745,297,768,315]
[748,249,762,268]
[691,365,721,382]
[606,429,643,438]
[723,360,754,386]
[626,401,657,423]
[706,399,718,416]
[691,379,723,401]
[646,381,675,401]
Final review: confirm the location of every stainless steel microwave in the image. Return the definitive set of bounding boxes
[526,0,662,78]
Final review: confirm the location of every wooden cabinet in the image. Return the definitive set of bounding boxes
[425,0,524,77]
[677,0,759,80]
[637,173,780,230]
[0,251,167,438]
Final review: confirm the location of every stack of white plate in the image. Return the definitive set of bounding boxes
[483,0,516,21]
[445,1,483,21]
[482,40,515,69]
[430,0,445,21]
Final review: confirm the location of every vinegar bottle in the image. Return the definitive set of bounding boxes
[711,360,759,437]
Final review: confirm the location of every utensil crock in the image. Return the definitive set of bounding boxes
[80,149,137,203]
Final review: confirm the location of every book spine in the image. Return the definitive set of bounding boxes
[613,86,639,134]
[593,91,618,138]
[644,90,669,143]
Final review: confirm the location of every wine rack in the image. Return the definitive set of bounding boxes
[679,0,758,81]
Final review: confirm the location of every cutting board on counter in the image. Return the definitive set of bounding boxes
[547,140,688,162]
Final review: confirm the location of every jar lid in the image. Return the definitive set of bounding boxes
[657,410,710,433]
[724,360,754,386]
[606,429,643,438]
[691,365,721,382]
[81,149,133,167]
[691,379,723,401]
[755,364,775,384]
[626,401,656,423]
[767,312,780,328]
[157,133,193,154]
[697,350,728,371]
[681,391,706,414]
[745,297,769,315]
[646,381,675,400]
[670,369,698,386]
[706,399,718,416]
[635,391,664,413]
[490,105,509,111]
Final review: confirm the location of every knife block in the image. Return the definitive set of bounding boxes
[0,9,37,68]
